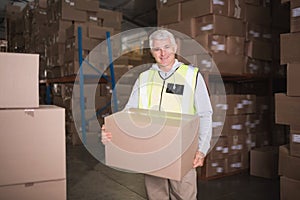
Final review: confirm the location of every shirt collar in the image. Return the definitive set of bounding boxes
[151,59,183,73]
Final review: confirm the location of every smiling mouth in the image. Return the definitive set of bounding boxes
[160,56,169,61]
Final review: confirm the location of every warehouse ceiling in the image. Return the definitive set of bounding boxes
[0,0,157,39]
[100,0,157,28]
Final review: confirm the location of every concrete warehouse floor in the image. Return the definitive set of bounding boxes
[67,144,280,200]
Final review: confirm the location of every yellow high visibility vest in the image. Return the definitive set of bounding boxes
[138,64,199,115]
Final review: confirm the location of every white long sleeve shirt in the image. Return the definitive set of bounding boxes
[125,59,213,155]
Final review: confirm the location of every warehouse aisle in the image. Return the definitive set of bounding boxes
[67,144,280,200]
[197,172,279,200]
[67,144,147,200]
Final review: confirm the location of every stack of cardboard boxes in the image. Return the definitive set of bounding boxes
[205,94,266,178]
[197,87,273,179]
[275,0,300,199]
[157,0,276,76]
[156,0,293,180]
[156,0,282,179]
[6,0,122,79]
[5,0,159,145]
[44,0,122,145]
[0,52,66,199]
[5,0,125,145]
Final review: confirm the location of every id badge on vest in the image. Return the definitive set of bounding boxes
[166,83,184,95]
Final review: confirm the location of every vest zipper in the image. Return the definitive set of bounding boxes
[158,80,165,111]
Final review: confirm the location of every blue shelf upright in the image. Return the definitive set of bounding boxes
[106,31,118,113]
[77,26,86,144]
[77,26,118,145]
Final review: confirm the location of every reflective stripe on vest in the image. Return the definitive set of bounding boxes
[138,64,198,114]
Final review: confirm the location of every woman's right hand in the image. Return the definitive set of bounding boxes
[101,125,112,145]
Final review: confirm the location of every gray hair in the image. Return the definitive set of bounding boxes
[149,30,177,50]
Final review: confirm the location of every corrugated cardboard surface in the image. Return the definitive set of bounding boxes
[0,105,66,186]
[290,125,300,157]
[177,38,208,56]
[181,0,228,20]
[208,137,228,160]
[165,0,188,6]
[291,15,300,33]
[88,24,114,40]
[157,3,181,25]
[0,179,66,200]
[164,18,194,37]
[244,4,271,25]
[195,34,226,54]
[250,146,279,179]
[193,14,245,37]
[280,176,300,200]
[203,151,248,178]
[0,52,39,108]
[74,0,100,12]
[58,0,87,22]
[210,94,256,116]
[105,108,199,181]
[205,158,226,177]
[275,93,300,125]
[211,53,245,75]
[287,63,300,97]
[222,115,247,136]
[244,57,268,75]
[226,36,245,55]
[291,1,300,32]
[228,0,245,19]
[227,135,246,155]
[246,39,273,61]
[280,32,300,64]
[227,153,244,173]
[278,144,289,176]
[279,144,300,180]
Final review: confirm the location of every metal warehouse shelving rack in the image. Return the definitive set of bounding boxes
[41,27,118,145]
[76,27,118,144]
